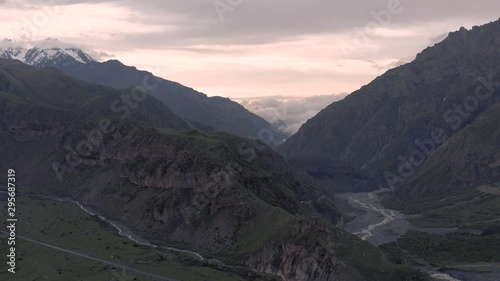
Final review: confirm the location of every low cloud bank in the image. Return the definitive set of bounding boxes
[237,94,348,136]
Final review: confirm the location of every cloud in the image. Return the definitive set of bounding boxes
[0,38,22,48]
[32,38,80,49]
[1,1,499,98]
[0,38,114,61]
[44,0,500,47]
[367,57,413,70]
[429,32,449,45]
[237,94,348,135]
[86,50,114,61]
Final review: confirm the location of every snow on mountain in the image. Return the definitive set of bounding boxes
[0,38,96,67]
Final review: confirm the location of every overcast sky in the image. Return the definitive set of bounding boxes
[1,0,499,98]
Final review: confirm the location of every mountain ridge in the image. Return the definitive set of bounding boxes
[0,58,206,131]
[0,38,96,67]
[279,19,500,184]
[0,39,287,144]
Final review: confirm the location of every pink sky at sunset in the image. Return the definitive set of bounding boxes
[1,0,499,98]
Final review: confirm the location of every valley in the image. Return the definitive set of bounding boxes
[0,59,428,281]
[0,9,499,281]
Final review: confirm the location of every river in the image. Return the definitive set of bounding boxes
[336,189,412,246]
[0,191,206,261]
[335,189,500,281]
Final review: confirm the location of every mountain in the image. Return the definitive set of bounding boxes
[0,38,95,67]
[278,19,500,185]
[398,98,500,199]
[54,60,286,145]
[0,39,286,145]
[380,99,500,271]
[276,20,500,272]
[0,59,206,131]
[0,60,428,281]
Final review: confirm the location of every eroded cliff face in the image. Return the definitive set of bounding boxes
[247,218,431,281]
[0,106,339,244]
[248,220,353,281]
[250,243,346,281]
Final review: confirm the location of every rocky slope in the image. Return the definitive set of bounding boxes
[398,99,500,199]
[56,59,286,145]
[0,59,207,131]
[0,62,428,281]
[279,19,500,184]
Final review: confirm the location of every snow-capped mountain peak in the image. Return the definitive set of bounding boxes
[0,38,97,67]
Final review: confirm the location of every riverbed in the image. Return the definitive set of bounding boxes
[335,189,411,246]
[335,189,500,281]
